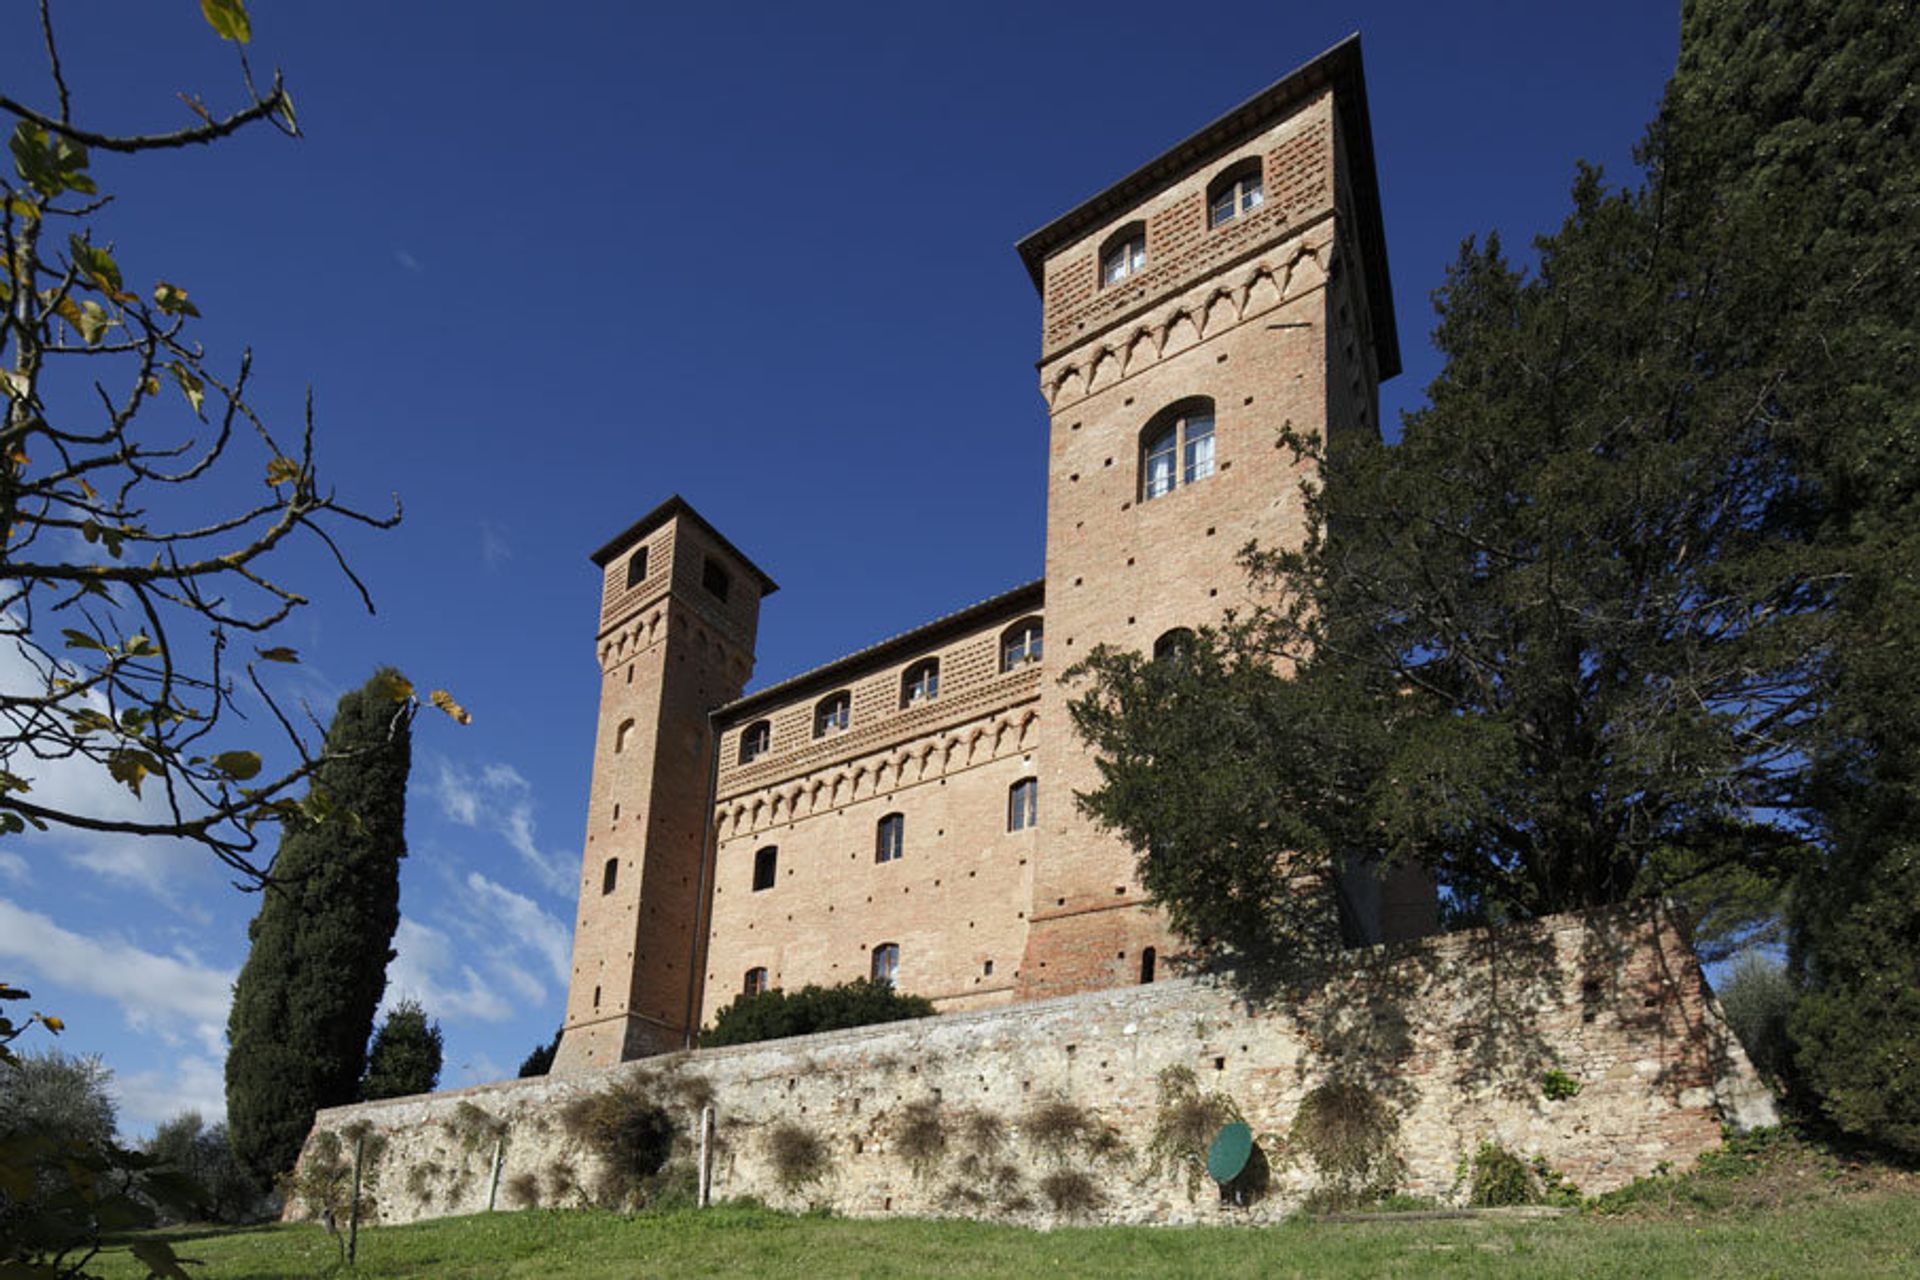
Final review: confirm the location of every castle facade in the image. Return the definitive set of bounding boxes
[552,37,1427,1073]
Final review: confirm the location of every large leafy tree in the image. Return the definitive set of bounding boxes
[225,670,413,1187]
[1070,1,1920,976]
[1654,0,1920,1155]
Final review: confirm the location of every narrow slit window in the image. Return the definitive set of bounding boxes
[602,857,619,895]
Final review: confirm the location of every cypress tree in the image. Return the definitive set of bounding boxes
[1659,0,1920,1155]
[360,999,444,1101]
[225,671,413,1186]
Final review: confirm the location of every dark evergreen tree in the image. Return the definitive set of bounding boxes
[1657,0,1920,1156]
[517,1027,562,1078]
[361,999,444,1101]
[225,671,413,1186]
[699,979,934,1048]
[1070,1,1917,982]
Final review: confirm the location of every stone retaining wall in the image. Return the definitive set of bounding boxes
[290,904,1774,1227]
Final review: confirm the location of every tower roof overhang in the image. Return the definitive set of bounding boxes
[1014,34,1400,381]
[589,493,779,596]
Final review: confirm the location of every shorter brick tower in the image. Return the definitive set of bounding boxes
[551,497,774,1073]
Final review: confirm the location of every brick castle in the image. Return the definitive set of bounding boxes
[552,37,1433,1073]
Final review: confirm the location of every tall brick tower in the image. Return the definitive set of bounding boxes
[1012,37,1401,998]
[551,497,775,1072]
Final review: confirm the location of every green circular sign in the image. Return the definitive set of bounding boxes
[1206,1121,1253,1184]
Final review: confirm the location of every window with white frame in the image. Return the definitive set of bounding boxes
[813,691,851,738]
[1000,618,1044,672]
[870,942,900,986]
[1207,159,1264,228]
[739,719,771,764]
[1141,400,1215,501]
[876,812,904,864]
[1008,777,1038,832]
[900,658,939,707]
[1099,224,1146,287]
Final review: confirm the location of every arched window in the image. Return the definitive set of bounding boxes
[1099,222,1146,287]
[739,719,771,764]
[900,657,939,707]
[813,691,851,738]
[1141,399,1215,501]
[743,967,769,996]
[601,857,619,895]
[1140,946,1157,984]
[1008,777,1038,832]
[870,942,900,986]
[752,845,778,892]
[1207,158,1264,228]
[1000,618,1044,672]
[876,812,904,863]
[1153,628,1196,665]
[613,717,635,753]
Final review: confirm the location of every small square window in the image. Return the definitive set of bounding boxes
[703,557,731,601]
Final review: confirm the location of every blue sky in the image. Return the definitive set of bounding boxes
[0,1,1681,1135]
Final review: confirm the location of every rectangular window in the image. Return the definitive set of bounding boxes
[744,967,768,996]
[626,545,649,588]
[702,557,731,601]
[1183,415,1215,484]
[870,942,899,987]
[739,721,770,764]
[876,813,904,864]
[1145,432,1177,499]
[752,846,778,891]
[1009,778,1038,832]
[814,693,850,738]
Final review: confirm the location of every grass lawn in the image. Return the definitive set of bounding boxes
[89,1191,1919,1279]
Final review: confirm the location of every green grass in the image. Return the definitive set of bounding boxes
[90,1192,1920,1279]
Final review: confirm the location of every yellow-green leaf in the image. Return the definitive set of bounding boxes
[374,671,414,704]
[430,689,473,726]
[106,749,161,797]
[153,281,201,317]
[255,645,300,664]
[264,456,300,486]
[168,362,206,416]
[210,750,262,782]
[199,0,252,43]
[60,627,105,652]
[123,634,161,658]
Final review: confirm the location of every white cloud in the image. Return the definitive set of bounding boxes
[0,850,27,883]
[423,757,574,897]
[115,1054,227,1137]
[464,872,571,986]
[0,898,233,1057]
[383,917,513,1024]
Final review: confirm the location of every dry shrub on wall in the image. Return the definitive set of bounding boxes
[545,1159,581,1206]
[1038,1169,1101,1216]
[442,1102,506,1153]
[895,1098,948,1172]
[1289,1080,1402,1211]
[1148,1065,1246,1199]
[560,1080,678,1209]
[503,1171,541,1209]
[1023,1097,1124,1164]
[962,1109,1006,1156]
[765,1121,830,1191]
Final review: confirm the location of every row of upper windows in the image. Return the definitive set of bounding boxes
[621,542,733,602]
[743,940,898,997]
[734,618,1044,765]
[1098,157,1266,289]
[744,778,1037,892]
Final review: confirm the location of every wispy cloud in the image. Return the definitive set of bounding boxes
[0,850,27,883]
[464,871,572,987]
[424,757,575,897]
[394,248,424,274]
[383,917,514,1023]
[0,898,233,1057]
[116,1054,227,1137]
[480,522,512,570]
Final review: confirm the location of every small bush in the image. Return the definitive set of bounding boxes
[561,1081,677,1209]
[1541,1070,1583,1101]
[545,1159,580,1206]
[765,1122,830,1191]
[700,978,935,1047]
[1467,1140,1536,1207]
[1024,1098,1091,1160]
[895,1098,947,1170]
[1717,951,1796,1084]
[443,1101,506,1153]
[403,1160,441,1203]
[1038,1169,1101,1216]
[503,1171,541,1208]
[1290,1080,1400,1210]
[290,1128,385,1223]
